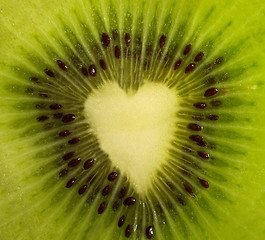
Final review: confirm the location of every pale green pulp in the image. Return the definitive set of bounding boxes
[0,0,265,239]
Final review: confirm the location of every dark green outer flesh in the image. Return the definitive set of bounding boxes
[0,0,265,239]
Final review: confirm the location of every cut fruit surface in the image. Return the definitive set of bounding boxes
[0,0,265,240]
[85,81,179,194]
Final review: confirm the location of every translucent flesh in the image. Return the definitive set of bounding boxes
[0,0,265,240]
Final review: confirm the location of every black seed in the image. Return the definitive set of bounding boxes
[123,197,136,206]
[184,184,193,194]
[193,102,207,109]
[50,104,62,110]
[207,115,219,120]
[102,33,110,47]
[146,226,154,239]
[66,177,76,188]
[59,169,68,177]
[62,152,75,160]
[188,123,202,131]
[112,201,120,211]
[115,46,121,58]
[125,225,131,238]
[211,100,222,106]
[99,59,107,70]
[62,114,75,123]
[189,135,203,143]
[119,187,127,199]
[102,185,111,196]
[78,184,88,195]
[125,33,131,47]
[177,197,186,206]
[159,35,166,48]
[68,137,80,144]
[98,201,106,214]
[183,44,192,55]
[44,69,55,78]
[108,172,118,181]
[88,65,97,77]
[53,113,63,119]
[198,178,209,188]
[68,158,81,167]
[57,60,68,71]
[30,77,40,83]
[81,66,88,76]
[194,52,204,62]
[204,87,218,97]
[38,93,48,98]
[59,130,72,137]
[112,29,118,40]
[84,159,95,169]
[198,151,210,159]
[215,57,224,64]
[118,215,125,227]
[37,116,49,122]
[174,59,182,70]
[185,63,196,73]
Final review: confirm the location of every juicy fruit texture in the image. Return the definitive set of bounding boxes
[0,0,265,240]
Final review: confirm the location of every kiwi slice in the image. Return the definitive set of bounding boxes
[1,0,265,239]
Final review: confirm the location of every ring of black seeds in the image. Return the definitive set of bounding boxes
[26,26,228,239]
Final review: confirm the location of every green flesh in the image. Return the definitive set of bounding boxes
[1,0,265,239]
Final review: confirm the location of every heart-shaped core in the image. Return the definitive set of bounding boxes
[84,81,179,194]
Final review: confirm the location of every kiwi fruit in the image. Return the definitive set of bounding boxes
[0,0,265,239]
